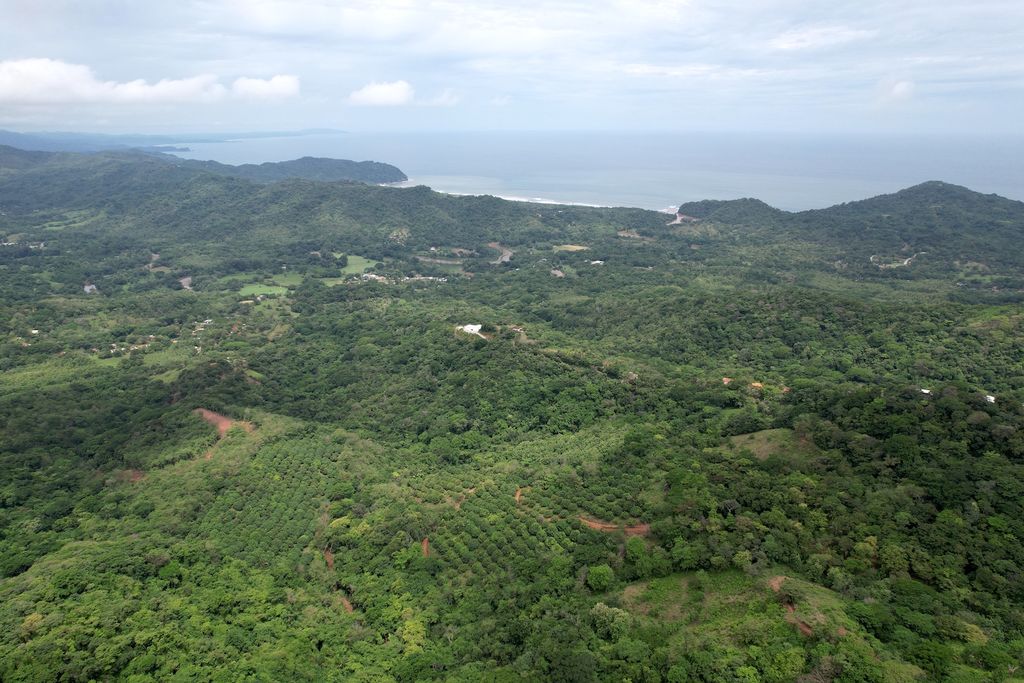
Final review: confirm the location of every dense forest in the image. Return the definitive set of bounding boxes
[1,145,1022,681]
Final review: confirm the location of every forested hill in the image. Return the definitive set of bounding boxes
[175,155,407,184]
[2,148,1024,680]
[0,144,406,186]
[676,181,1024,279]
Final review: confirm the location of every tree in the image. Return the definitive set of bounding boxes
[586,564,614,592]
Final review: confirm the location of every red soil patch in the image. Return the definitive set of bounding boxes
[340,596,354,613]
[769,575,814,636]
[837,626,849,637]
[324,548,335,570]
[515,487,523,504]
[578,516,650,537]
[194,408,254,437]
[722,377,733,385]
[194,408,236,437]
[421,537,430,558]
[785,604,814,636]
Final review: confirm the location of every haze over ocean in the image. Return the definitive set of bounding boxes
[173,131,1024,211]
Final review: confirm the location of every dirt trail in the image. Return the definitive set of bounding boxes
[870,251,926,269]
[194,408,254,437]
[578,515,650,537]
[767,575,814,636]
[487,242,514,264]
[515,487,523,504]
[785,605,814,636]
[324,548,335,570]
[421,537,430,558]
[340,596,354,613]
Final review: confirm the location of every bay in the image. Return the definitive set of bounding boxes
[173,131,1024,211]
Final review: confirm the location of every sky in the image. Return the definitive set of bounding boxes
[0,0,1022,134]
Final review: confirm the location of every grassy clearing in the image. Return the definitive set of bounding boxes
[0,357,107,391]
[723,428,821,461]
[613,570,911,674]
[152,368,182,383]
[340,255,382,274]
[142,344,193,367]
[39,210,102,232]
[272,271,304,286]
[238,283,289,296]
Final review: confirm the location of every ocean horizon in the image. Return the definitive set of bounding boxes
[172,131,1024,212]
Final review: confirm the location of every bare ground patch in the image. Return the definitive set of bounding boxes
[194,408,254,438]
[579,515,650,537]
[767,575,815,636]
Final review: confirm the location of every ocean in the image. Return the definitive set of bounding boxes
[172,131,1024,212]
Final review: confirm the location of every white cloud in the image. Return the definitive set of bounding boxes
[346,80,458,107]
[0,58,299,105]
[769,25,876,51]
[231,75,300,98]
[347,80,415,106]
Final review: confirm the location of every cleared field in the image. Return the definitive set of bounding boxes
[724,428,821,461]
[238,283,289,296]
[340,255,382,274]
[272,272,304,286]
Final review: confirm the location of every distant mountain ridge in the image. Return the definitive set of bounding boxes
[175,155,407,184]
[2,144,1021,279]
[674,181,1024,274]
[0,144,406,186]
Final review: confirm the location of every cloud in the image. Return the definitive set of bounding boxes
[231,75,300,98]
[0,58,299,105]
[769,25,876,51]
[346,80,458,107]
[347,80,415,106]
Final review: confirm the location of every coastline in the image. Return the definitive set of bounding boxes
[393,179,613,209]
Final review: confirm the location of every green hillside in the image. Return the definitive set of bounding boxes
[1,148,1022,681]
